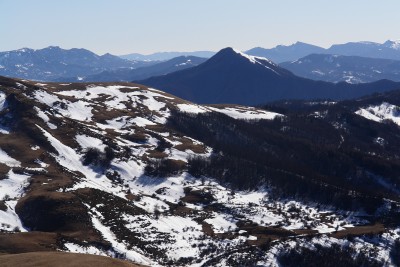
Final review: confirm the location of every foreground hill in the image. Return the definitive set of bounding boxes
[138,47,400,105]
[60,56,207,82]
[0,76,399,266]
[0,46,152,81]
[281,54,400,83]
[0,252,140,267]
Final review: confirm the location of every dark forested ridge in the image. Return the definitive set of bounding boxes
[161,91,400,216]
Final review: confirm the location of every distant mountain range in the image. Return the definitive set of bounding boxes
[328,40,400,59]
[58,56,207,82]
[138,47,400,105]
[280,54,400,83]
[246,40,400,63]
[119,51,215,61]
[246,42,326,63]
[0,46,153,81]
[2,40,400,84]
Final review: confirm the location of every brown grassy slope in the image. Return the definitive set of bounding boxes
[0,232,58,254]
[0,252,142,267]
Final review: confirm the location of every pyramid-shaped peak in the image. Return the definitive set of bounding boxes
[213,47,277,66]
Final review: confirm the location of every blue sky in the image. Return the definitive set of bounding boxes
[1,0,399,55]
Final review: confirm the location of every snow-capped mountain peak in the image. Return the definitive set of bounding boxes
[231,47,278,67]
[385,39,400,50]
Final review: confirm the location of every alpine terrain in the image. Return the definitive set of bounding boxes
[0,75,399,266]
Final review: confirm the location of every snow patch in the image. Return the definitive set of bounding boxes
[177,103,208,114]
[0,149,21,167]
[89,211,155,265]
[231,48,281,74]
[205,213,237,233]
[64,243,109,256]
[208,106,282,120]
[34,106,57,129]
[355,102,400,125]
[75,134,106,151]
[0,91,7,111]
[37,125,125,197]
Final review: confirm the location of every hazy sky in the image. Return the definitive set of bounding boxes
[1,0,399,55]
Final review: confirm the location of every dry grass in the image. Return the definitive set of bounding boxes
[0,200,7,211]
[0,252,142,267]
[0,232,58,254]
[291,229,319,235]
[202,222,214,237]
[174,142,206,154]
[330,223,385,239]
[146,150,168,159]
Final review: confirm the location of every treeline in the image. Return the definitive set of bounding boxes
[277,243,382,267]
[163,109,400,213]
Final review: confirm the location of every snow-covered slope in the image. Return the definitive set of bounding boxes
[0,76,399,266]
[355,102,400,125]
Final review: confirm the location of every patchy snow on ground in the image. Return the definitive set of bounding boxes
[0,91,7,112]
[61,100,93,121]
[0,149,21,167]
[133,195,170,213]
[34,106,57,129]
[56,85,171,123]
[75,134,106,151]
[11,81,398,266]
[177,103,208,114]
[176,103,282,121]
[33,90,62,107]
[0,125,10,135]
[0,170,30,199]
[32,90,93,122]
[35,83,47,87]
[259,233,398,267]
[125,174,187,205]
[0,200,27,232]
[208,106,282,120]
[57,85,134,110]
[37,125,126,198]
[205,212,237,233]
[355,102,400,125]
[180,177,360,234]
[0,170,30,232]
[63,242,110,256]
[89,210,156,266]
[104,116,156,129]
[124,214,204,260]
